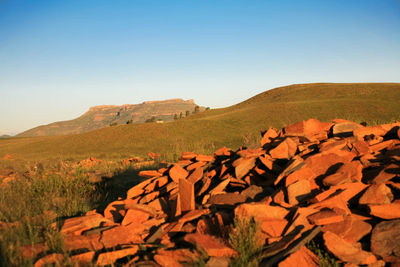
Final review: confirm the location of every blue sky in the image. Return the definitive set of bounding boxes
[0,0,399,135]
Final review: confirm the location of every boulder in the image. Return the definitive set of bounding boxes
[323,231,376,265]
[184,233,237,257]
[269,138,297,160]
[278,245,319,267]
[371,219,400,260]
[359,184,393,205]
[169,164,189,182]
[368,200,400,219]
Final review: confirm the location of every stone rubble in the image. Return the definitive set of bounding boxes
[19,118,400,266]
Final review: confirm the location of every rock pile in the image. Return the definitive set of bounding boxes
[23,119,400,266]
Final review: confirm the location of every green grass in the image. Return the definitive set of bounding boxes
[229,218,262,267]
[1,83,400,163]
[0,161,152,266]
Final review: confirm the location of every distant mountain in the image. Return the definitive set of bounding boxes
[18,98,204,137]
[0,135,11,139]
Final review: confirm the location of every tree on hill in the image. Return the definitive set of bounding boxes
[173,114,178,120]
[193,105,200,114]
[186,110,190,117]
[179,112,183,119]
[206,107,210,110]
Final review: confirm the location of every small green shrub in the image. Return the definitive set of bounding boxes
[229,217,262,267]
[307,240,340,267]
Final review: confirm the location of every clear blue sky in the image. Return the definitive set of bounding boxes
[1,0,399,135]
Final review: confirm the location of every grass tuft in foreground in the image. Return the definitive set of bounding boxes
[229,217,262,267]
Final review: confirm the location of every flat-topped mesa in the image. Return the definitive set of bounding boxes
[88,105,120,112]
[24,118,400,266]
[142,98,194,104]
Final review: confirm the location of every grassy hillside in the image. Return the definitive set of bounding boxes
[2,83,400,162]
[17,98,204,137]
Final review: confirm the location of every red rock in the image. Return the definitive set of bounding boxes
[180,151,197,160]
[63,234,103,251]
[269,138,297,160]
[70,251,95,265]
[235,203,289,222]
[369,140,396,153]
[322,161,363,186]
[138,170,162,178]
[187,167,204,184]
[103,200,126,223]
[233,157,256,179]
[307,209,344,225]
[208,193,247,206]
[206,257,230,267]
[261,127,279,146]
[258,154,274,170]
[34,253,64,267]
[100,224,144,248]
[3,154,12,160]
[121,208,150,226]
[353,125,386,139]
[287,179,311,205]
[126,176,159,199]
[332,121,364,137]
[343,219,372,243]
[398,128,400,139]
[311,182,367,204]
[61,213,112,235]
[196,154,214,162]
[370,164,398,184]
[96,246,139,266]
[260,218,288,237]
[278,245,319,267]
[285,166,316,186]
[169,164,189,182]
[368,200,400,219]
[209,178,230,195]
[350,139,370,155]
[154,249,197,267]
[148,152,160,159]
[359,184,393,205]
[184,233,237,257]
[323,231,376,265]
[371,219,400,261]
[304,150,356,177]
[179,178,195,212]
[284,118,328,138]
[214,146,231,156]
[186,161,206,171]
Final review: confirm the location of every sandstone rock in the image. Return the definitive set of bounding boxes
[323,231,377,265]
[179,178,195,212]
[261,218,288,238]
[371,219,400,260]
[209,178,230,195]
[278,245,319,267]
[169,164,189,182]
[180,151,197,160]
[368,200,400,219]
[100,224,144,248]
[359,184,393,205]
[261,127,279,146]
[63,234,103,251]
[208,193,247,207]
[206,257,230,267]
[233,157,256,179]
[353,125,386,139]
[121,208,150,226]
[307,209,344,225]
[287,179,311,205]
[285,166,315,187]
[269,138,297,160]
[70,251,95,265]
[104,200,126,223]
[240,185,264,200]
[3,154,12,160]
[214,146,231,156]
[184,233,237,257]
[138,170,162,178]
[322,160,363,186]
[196,154,214,162]
[235,203,289,222]
[34,253,64,267]
[148,152,161,159]
[186,161,206,171]
[61,213,112,236]
[332,121,364,137]
[96,246,139,266]
[304,150,355,178]
[187,167,204,184]
[154,248,197,267]
[342,219,372,243]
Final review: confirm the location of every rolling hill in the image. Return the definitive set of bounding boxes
[2,83,400,162]
[17,99,203,137]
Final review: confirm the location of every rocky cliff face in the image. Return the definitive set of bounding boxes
[18,99,204,137]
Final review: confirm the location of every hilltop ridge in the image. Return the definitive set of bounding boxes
[18,98,204,137]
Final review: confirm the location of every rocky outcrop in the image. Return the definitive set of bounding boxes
[21,118,400,266]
